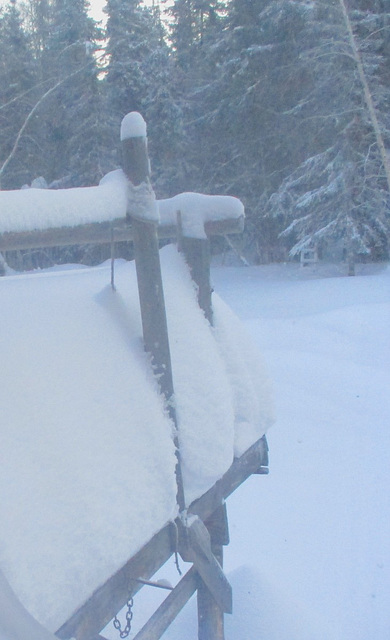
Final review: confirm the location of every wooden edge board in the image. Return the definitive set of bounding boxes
[0,217,244,252]
[55,435,268,640]
[132,567,198,640]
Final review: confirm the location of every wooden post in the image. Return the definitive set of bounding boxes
[181,236,213,325]
[176,212,213,325]
[121,112,185,513]
[197,504,230,640]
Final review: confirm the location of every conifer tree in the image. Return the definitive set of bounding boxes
[265,0,390,269]
[104,0,157,121]
[43,0,103,185]
[104,0,186,196]
[185,0,311,237]
[0,0,37,188]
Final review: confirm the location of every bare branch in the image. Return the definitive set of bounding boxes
[0,51,104,181]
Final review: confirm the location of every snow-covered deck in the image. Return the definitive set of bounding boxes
[0,247,273,634]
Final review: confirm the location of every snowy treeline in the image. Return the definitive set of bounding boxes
[0,0,389,265]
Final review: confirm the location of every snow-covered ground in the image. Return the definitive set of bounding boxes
[1,257,389,639]
[124,260,389,640]
[0,246,272,635]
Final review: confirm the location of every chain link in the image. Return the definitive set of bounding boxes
[113,597,134,638]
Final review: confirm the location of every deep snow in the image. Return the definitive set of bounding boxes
[1,257,389,639]
[108,260,389,640]
[0,246,272,632]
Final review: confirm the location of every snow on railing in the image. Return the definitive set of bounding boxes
[0,112,244,248]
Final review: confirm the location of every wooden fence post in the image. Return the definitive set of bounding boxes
[197,504,229,640]
[120,112,185,513]
[181,235,213,325]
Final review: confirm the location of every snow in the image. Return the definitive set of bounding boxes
[2,252,388,640]
[127,180,159,224]
[134,260,388,640]
[0,176,243,238]
[120,111,147,140]
[0,169,128,233]
[0,246,272,633]
[0,570,57,640]
[158,193,244,239]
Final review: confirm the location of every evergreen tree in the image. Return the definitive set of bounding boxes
[181,0,313,261]
[104,0,158,121]
[167,0,225,70]
[0,0,38,188]
[43,0,104,185]
[104,0,186,197]
[264,0,390,268]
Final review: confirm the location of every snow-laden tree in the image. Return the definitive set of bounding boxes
[179,0,315,261]
[141,46,187,197]
[104,0,159,121]
[166,0,226,70]
[103,0,186,196]
[268,130,390,269]
[0,0,38,188]
[264,0,390,270]
[42,0,103,186]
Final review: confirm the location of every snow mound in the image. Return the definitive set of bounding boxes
[0,246,272,632]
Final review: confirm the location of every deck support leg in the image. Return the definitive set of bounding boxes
[197,504,229,640]
[180,235,213,325]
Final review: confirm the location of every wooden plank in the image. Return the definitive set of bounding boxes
[189,435,269,523]
[179,519,232,614]
[0,217,244,252]
[205,503,229,547]
[132,568,198,640]
[55,526,173,640]
[197,581,225,640]
[55,436,268,640]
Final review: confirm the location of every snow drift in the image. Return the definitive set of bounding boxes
[0,246,273,633]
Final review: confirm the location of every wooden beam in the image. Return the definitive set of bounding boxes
[178,518,232,614]
[205,503,229,548]
[55,436,268,640]
[189,436,269,523]
[197,504,229,640]
[0,216,244,252]
[132,568,198,640]
[180,235,213,324]
[55,525,174,640]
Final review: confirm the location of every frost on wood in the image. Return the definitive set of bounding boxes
[127,180,159,224]
[120,111,147,141]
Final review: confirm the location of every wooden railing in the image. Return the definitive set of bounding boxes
[1,112,268,640]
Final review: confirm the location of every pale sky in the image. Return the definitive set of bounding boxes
[89,0,106,22]
[0,1,106,22]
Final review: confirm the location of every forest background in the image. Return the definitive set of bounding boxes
[0,0,389,270]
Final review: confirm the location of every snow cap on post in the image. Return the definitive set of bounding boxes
[120,111,147,141]
[120,112,158,223]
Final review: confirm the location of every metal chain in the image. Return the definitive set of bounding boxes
[113,597,134,639]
